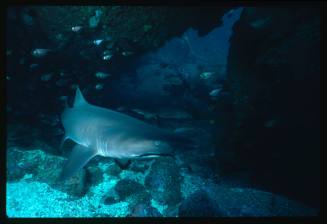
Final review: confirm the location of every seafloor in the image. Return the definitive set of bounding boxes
[6,121,318,217]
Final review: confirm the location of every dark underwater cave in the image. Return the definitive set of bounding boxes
[5,5,320,217]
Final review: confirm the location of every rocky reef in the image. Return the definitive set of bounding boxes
[223,7,320,208]
[10,6,231,55]
[6,140,318,217]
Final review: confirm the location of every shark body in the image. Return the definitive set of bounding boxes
[59,87,191,181]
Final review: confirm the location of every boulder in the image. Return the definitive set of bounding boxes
[144,157,182,206]
[128,203,162,217]
[113,178,151,208]
[114,178,145,200]
[178,189,222,217]
[224,7,320,207]
[7,147,87,198]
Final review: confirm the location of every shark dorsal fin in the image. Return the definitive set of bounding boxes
[74,86,88,107]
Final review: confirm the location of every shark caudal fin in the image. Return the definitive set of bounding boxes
[58,144,97,182]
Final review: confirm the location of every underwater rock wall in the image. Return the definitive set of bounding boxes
[20,6,231,53]
[225,7,320,207]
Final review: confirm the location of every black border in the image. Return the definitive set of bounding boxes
[1,0,323,223]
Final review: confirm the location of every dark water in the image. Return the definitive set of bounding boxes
[5,5,320,217]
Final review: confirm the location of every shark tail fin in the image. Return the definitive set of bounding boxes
[74,86,88,107]
[58,144,97,182]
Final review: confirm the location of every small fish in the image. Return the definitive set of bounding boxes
[121,51,133,56]
[41,73,53,82]
[55,33,64,40]
[143,24,152,32]
[31,48,51,58]
[200,72,214,80]
[6,50,12,56]
[116,106,125,111]
[250,18,270,29]
[70,84,78,90]
[59,96,68,101]
[72,26,83,32]
[103,54,113,61]
[165,76,183,85]
[93,39,103,45]
[132,109,156,120]
[6,75,11,80]
[209,88,221,97]
[29,64,39,69]
[22,12,34,26]
[95,72,110,79]
[95,9,103,17]
[95,83,104,90]
[103,50,112,55]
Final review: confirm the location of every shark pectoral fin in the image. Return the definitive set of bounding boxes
[114,159,131,170]
[59,135,69,152]
[59,144,97,182]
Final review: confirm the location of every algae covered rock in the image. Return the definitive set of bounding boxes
[178,189,222,217]
[25,6,231,53]
[7,147,87,198]
[86,157,122,186]
[7,147,37,181]
[105,162,122,177]
[128,203,162,217]
[85,165,104,186]
[204,184,318,217]
[113,178,151,208]
[114,178,145,200]
[144,157,182,206]
[101,187,120,205]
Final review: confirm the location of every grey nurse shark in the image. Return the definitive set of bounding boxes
[59,86,193,181]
